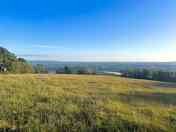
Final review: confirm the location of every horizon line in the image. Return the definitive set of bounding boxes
[28,59,176,63]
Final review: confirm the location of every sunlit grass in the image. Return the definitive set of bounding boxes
[0,74,175,131]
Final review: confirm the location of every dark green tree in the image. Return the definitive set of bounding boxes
[64,66,72,74]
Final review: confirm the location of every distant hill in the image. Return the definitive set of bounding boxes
[31,60,176,73]
[0,47,33,73]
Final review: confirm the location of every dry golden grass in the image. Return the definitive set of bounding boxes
[0,74,175,132]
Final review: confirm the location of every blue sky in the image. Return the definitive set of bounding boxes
[0,0,176,61]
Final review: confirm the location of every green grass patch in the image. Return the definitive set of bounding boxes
[0,74,175,132]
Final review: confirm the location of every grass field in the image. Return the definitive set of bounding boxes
[0,74,175,132]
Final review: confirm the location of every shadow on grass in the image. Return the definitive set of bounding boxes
[150,82,176,88]
[119,92,176,105]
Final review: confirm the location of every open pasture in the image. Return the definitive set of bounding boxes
[0,74,175,132]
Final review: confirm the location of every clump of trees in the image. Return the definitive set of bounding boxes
[64,66,72,74]
[121,68,176,82]
[0,47,49,74]
[77,68,96,75]
[56,65,96,75]
[0,47,33,73]
[56,66,72,74]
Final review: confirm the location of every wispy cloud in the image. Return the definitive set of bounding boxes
[31,44,64,49]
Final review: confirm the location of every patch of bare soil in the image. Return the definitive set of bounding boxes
[36,75,48,81]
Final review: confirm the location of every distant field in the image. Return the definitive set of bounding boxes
[0,74,176,132]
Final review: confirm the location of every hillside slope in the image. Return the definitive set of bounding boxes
[0,47,33,73]
[0,74,175,132]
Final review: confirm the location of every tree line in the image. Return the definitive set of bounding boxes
[121,68,176,82]
[56,66,96,75]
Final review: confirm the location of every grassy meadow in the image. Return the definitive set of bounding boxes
[0,74,175,132]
